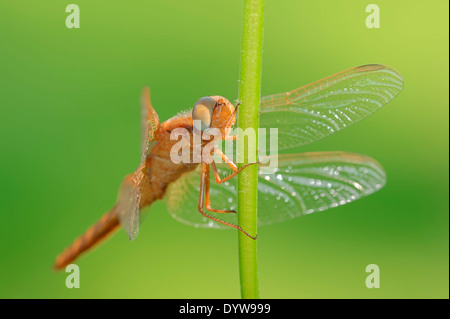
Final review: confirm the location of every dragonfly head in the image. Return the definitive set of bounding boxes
[192,96,235,136]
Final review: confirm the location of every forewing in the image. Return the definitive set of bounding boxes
[118,88,160,240]
[141,87,160,160]
[257,152,386,225]
[260,65,403,150]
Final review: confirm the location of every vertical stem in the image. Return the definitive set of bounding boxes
[237,0,264,299]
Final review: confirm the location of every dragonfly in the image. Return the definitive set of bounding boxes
[54,64,403,269]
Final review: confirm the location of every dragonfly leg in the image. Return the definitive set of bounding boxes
[211,153,259,184]
[214,148,237,171]
[223,135,237,141]
[211,161,257,184]
[198,163,257,239]
[204,164,236,214]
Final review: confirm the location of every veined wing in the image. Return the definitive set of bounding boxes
[118,87,160,240]
[141,87,160,161]
[260,65,403,150]
[165,152,386,229]
[116,173,142,240]
[256,152,385,225]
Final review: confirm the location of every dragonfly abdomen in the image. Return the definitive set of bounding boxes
[54,206,120,270]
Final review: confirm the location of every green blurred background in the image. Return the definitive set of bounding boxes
[0,0,448,298]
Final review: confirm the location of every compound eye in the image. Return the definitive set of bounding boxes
[192,97,216,132]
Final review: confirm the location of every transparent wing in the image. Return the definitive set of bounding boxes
[118,87,160,240]
[260,65,404,150]
[141,87,160,161]
[165,152,386,228]
[117,173,142,240]
[256,152,386,225]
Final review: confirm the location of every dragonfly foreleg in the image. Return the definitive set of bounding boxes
[211,155,258,184]
[223,135,237,141]
[214,148,237,171]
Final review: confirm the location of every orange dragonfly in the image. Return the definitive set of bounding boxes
[54,64,403,269]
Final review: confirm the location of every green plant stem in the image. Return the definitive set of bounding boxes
[237,0,264,299]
